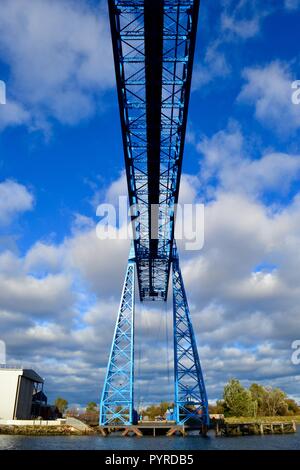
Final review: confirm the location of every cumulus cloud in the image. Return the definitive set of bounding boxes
[0,100,30,130]
[0,0,114,130]
[1,121,300,403]
[25,242,65,274]
[193,42,231,88]
[238,61,300,135]
[179,190,300,398]
[66,227,129,298]
[220,0,272,40]
[102,172,127,207]
[1,166,300,403]
[184,191,300,309]
[193,0,275,90]
[0,180,34,225]
[285,0,300,9]
[0,251,74,319]
[1,0,300,407]
[196,123,300,200]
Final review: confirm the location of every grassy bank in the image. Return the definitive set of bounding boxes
[0,425,95,436]
[225,416,300,424]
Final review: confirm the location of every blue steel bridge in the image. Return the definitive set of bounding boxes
[100,0,209,429]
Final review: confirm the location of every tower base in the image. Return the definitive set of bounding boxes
[100,244,209,427]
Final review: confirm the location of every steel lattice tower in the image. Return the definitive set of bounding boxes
[100,0,209,429]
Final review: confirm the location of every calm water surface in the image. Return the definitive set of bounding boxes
[0,428,299,450]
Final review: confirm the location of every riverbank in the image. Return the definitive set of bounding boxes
[217,421,296,437]
[1,416,299,437]
[0,425,95,436]
[0,429,299,450]
[225,416,300,424]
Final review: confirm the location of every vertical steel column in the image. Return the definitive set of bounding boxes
[100,248,135,426]
[172,245,209,427]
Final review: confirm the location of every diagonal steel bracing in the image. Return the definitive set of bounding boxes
[100,250,135,426]
[172,244,209,426]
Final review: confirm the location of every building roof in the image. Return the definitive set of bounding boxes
[22,369,44,383]
[0,366,44,383]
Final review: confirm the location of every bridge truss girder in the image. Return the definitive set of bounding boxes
[108,0,201,301]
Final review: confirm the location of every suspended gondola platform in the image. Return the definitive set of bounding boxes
[99,421,209,437]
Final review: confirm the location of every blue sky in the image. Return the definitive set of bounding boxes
[1,0,300,407]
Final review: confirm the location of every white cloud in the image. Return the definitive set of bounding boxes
[221,14,260,40]
[0,0,114,129]
[0,100,30,129]
[193,42,230,88]
[285,0,300,9]
[185,190,300,318]
[103,172,127,206]
[220,0,272,40]
[24,242,65,274]
[0,251,74,319]
[239,61,300,135]
[71,213,95,234]
[196,123,300,199]
[178,174,200,204]
[1,170,300,403]
[193,1,284,91]
[0,180,34,225]
[1,1,300,406]
[66,227,129,298]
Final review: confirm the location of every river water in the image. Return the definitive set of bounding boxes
[0,428,299,450]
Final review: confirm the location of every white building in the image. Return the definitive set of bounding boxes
[0,367,44,420]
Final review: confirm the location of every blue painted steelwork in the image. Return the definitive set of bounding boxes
[100,248,135,426]
[108,0,201,301]
[101,0,209,428]
[172,244,209,426]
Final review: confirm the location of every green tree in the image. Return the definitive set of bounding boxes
[215,400,226,414]
[249,384,292,416]
[159,402,172,416]
[66,407,78,417]
[286,398,300,415]
[264,387,288,416]
[249,383,268,416]
[142,402,173,420]
[223,379,256,417]
[209,400,225,414]
[86,401,98,413]
[54,397,68,415]
[143,405,158,420]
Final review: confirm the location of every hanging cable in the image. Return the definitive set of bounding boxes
[165,296,171,385]
[136,301,143,413]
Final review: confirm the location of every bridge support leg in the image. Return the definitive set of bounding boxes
[99,248,135,426]
[172,245,209,427]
